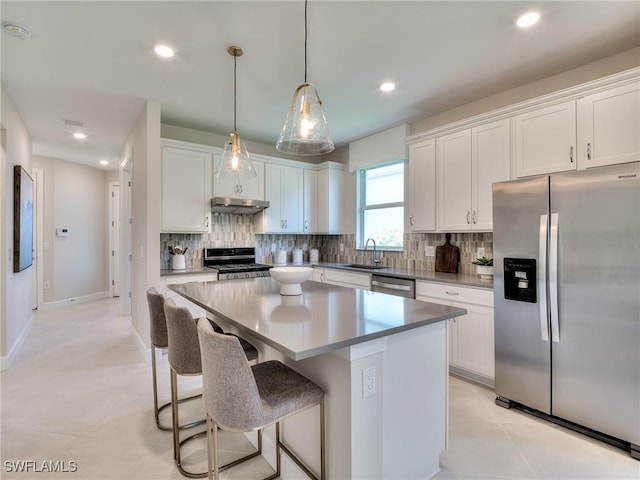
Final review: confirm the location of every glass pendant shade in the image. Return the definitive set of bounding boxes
[216,131,256,180]
[276,82,335,156]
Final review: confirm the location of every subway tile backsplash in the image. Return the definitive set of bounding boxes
[161,214,492,274]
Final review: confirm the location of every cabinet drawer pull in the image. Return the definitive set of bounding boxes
[466,211,471,224]
[570,146,574,163]
[409,215,414,226]
[472,211,477,224]
[446,291,459,296]
[587,142,592,161]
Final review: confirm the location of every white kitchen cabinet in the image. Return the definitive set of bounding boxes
[256,163,303,233]
[437,119,510,231]
[323,268,370,290]
[161,146,212,233]
[164,274,218,319]
[416,281,494,386]
[408,138,437,232]
[317,164,344,234]
[213,155,265,200]
[577,81,640,168]
[311,267,325,283]
[303,168,318,233]
[514,100,577,177]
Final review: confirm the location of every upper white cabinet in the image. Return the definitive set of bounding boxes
[256,163,303,233]
[514,100,577,178]
[213,156,265,200]
[161,145,212,233]
[303,169,318,234]
[317,165,344,234]
[437,119,510,231]
[408,139,436,232]
[577,82,640,168]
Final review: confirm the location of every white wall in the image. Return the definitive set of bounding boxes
[125,101,161,351]
[1,85,33,369]
[31,155,109,303]
[411,47,640,135]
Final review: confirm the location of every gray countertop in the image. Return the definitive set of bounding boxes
[168,277,466,360]
[161,262,494,290]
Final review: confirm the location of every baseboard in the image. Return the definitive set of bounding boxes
[39,291,111,310]
[132,325,152,363]
[449,365,495,389]
[1,314,33,370]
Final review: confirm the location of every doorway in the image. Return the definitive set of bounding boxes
[109,182,120,297]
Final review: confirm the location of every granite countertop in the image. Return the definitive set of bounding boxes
[168,278,466,360]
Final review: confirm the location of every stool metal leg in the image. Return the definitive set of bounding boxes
[154,345,203,432]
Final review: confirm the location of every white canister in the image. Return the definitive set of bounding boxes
[309,249,319,263]
[171,254,186,270]
[293,249,303,264]
[276,250,287,265]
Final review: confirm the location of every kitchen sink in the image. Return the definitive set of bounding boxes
[341,263,386,270]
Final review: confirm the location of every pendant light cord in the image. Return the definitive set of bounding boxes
[304,0,308,83]
[233,53,237,132]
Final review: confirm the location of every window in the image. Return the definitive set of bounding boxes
[358,162,404,248]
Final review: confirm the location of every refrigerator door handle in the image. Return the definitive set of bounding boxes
[549,212,560,343]
[539,214,550,342]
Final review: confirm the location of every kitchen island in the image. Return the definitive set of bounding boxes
[169,277,466,480]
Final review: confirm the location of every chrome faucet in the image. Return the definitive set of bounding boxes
[364,238,380,265]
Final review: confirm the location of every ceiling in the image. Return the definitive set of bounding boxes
[2,1,639,170]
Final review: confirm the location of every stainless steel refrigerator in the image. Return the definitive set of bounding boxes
[493,162,640,459]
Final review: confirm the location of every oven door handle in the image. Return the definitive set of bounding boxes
[371,280,411,291]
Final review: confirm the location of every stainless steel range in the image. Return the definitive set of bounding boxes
[203,247,271,280]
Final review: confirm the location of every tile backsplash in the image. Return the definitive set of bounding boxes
[161,214,492,274]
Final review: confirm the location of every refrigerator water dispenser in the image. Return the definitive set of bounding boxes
[504,258,536,303]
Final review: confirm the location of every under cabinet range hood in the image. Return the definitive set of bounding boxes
[211,197,269,214]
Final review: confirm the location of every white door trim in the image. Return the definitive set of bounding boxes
[32,168,44,310]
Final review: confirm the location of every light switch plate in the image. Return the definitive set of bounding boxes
[477,247,485,258]
[425,246,435,257]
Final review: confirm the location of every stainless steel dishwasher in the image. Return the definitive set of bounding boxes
[371,274,415,299]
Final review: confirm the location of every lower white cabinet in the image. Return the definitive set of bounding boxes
[164,274,218,319]
[311,267,325,283]
[323,268,370,290]
[416,281,494,386]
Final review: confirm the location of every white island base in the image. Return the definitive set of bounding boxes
[224,318,447,480]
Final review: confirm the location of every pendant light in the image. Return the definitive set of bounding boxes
[216,46,257,180]
[276,0,334,155]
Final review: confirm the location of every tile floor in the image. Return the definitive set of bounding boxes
[1,298,638,480]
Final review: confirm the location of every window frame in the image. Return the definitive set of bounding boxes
[357,160,405,250]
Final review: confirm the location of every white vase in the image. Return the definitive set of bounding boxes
[476,265,493,280]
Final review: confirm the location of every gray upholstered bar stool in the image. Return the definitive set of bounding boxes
[147,287,203,431]
[197,319,326,480]
[164,298,259,478]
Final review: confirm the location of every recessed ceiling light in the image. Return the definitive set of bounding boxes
[99,160,109,166]
[516,12,541,28]
[2,22,32,40]
[154,45,174,58]
[73,132,87,140]
[380,82,396,93]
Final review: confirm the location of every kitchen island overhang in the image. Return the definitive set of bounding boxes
[169,278,466,480]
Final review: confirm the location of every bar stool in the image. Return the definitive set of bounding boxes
[147,287,205,431]
[164,298,259,478]
[197,319,326,480]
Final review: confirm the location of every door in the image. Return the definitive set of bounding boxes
[493,175,551,414]
[408,139,436,231]
[437,130,472,231]
[515,101,577,177]
[550,163,640,444]
[109,182,120,297]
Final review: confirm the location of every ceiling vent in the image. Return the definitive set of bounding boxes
[62,119,86,128]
